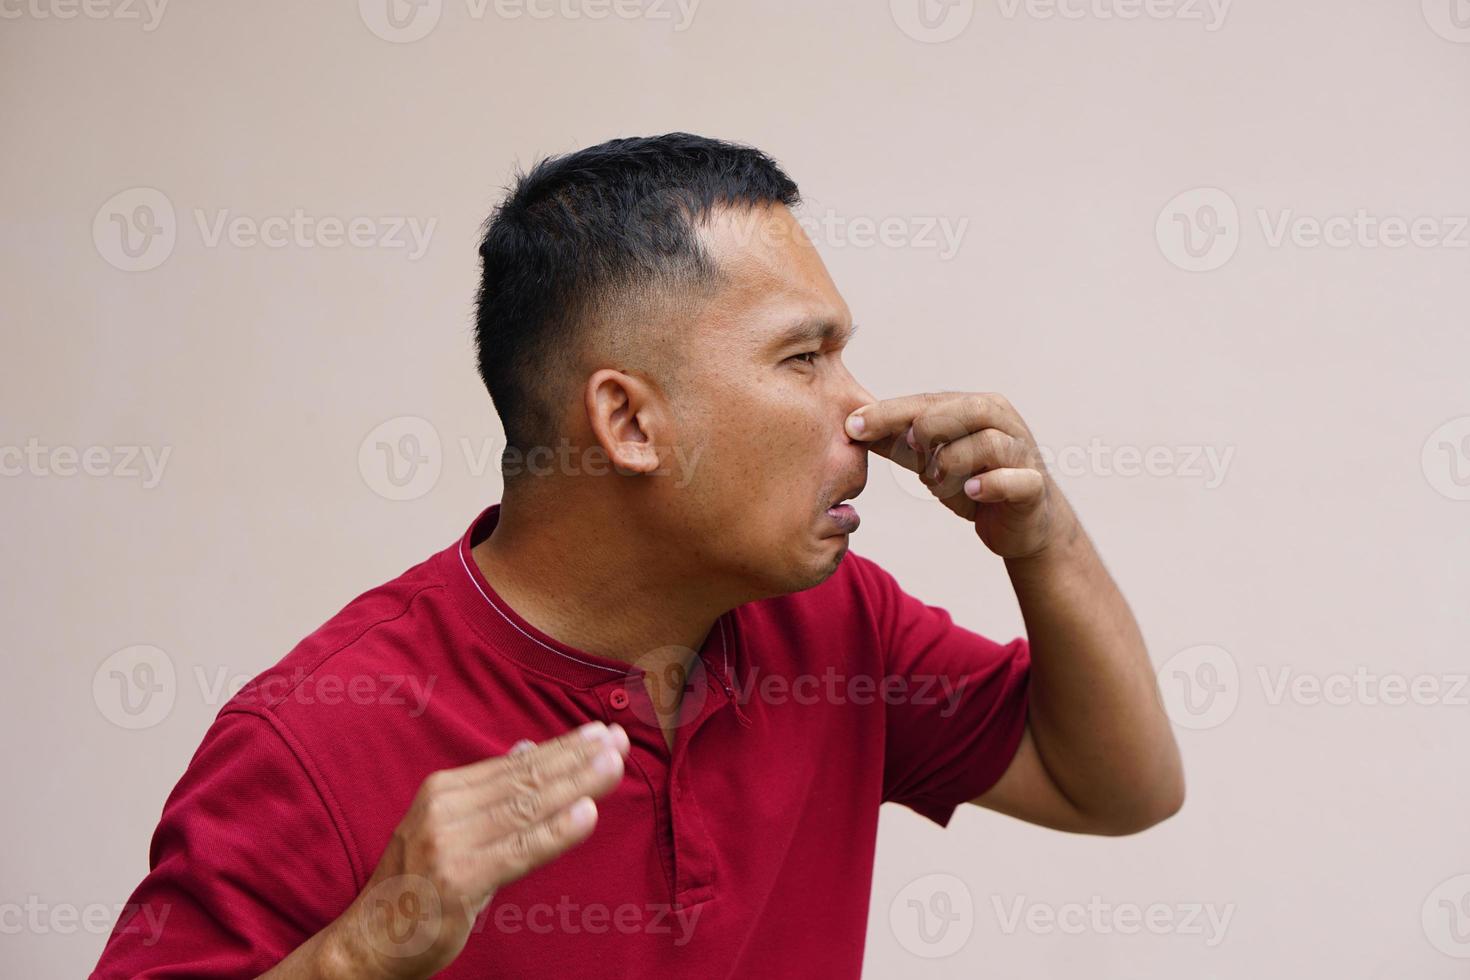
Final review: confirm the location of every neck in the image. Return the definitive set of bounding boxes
[471,486,736,665]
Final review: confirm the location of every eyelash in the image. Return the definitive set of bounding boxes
[787,351,820,366]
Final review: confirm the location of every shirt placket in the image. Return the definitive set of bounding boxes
[598,652,734,908]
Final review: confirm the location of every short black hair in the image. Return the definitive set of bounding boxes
[473,133,800,459]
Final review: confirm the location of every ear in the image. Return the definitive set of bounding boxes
[584,368,665,476]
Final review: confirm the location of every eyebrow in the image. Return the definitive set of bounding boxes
[769,317,859,351]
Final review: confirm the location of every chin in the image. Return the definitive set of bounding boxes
[782,536,851,594]
[735,524,852,599]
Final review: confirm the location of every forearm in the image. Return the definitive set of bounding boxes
[258,921,365,980]
[1004,494,1184,831]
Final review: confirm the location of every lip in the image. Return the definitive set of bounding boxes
[824,502,861,534]
[822,473,866,535]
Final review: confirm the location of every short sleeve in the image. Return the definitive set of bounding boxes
[851,553,1032,828]
[90,709,361,979]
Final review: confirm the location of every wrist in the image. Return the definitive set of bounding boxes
[314,914,379,980]
[1004,504,1085,571]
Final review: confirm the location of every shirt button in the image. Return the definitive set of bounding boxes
[609,688,630,710]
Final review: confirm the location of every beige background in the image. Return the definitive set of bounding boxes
[3,0,1468,976]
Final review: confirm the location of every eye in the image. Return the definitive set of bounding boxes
[786,351,820,366]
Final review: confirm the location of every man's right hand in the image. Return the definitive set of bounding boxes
[265,721,630,980]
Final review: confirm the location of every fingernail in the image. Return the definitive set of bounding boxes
[905,427,917,450]
[568,797,597,828]
[579,721,608,740]
[607,723,630,753]
[845,413,864,438]
[965,476,982,498]
[594,748,622,775]
[509,739,534,755]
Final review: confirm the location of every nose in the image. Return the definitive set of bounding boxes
[835,362,875,437]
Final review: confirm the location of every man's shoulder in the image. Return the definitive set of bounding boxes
[222,542,458,726]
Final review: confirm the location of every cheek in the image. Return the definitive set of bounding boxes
[680,378,828,508]
[735,391,824,479]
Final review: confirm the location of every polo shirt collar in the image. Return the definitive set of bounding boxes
[439,504,741,697]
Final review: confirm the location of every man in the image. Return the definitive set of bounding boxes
[92,133,1183,979]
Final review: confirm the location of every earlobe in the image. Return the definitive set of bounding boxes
[586,369,663,476]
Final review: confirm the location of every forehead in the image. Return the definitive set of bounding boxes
[692,204,850,349]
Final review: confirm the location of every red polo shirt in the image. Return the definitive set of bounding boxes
[92,504,1030,979]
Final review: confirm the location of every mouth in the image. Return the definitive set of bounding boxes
[823,480,866,536]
